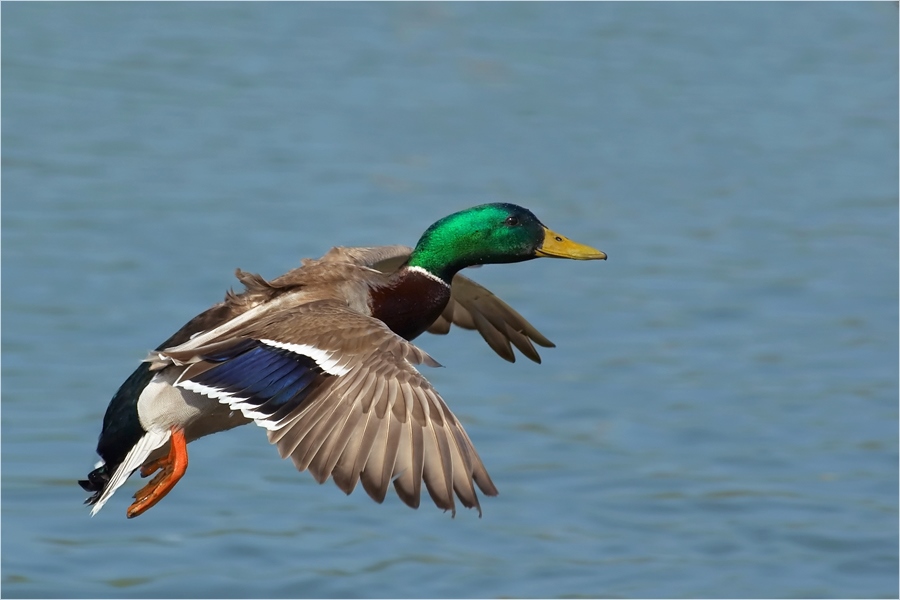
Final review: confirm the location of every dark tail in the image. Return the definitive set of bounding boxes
[78,463,114,505]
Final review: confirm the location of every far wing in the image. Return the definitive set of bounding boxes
[429,274,555,363]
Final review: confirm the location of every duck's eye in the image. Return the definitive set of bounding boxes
[504,216,519,226]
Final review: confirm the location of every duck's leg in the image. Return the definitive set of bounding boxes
[126,427,188,518]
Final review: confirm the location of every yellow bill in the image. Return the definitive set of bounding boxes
[535,227,607,260]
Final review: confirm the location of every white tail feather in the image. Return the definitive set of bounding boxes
[89,429,171,517]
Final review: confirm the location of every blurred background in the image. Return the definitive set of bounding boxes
[2,3,897,598]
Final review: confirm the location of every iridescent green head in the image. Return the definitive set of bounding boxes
[407,203,606,283]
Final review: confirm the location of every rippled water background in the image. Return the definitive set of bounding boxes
[3,3,897,598]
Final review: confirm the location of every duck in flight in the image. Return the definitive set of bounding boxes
[79,203,606,518]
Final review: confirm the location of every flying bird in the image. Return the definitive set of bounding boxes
[79,203,605,518]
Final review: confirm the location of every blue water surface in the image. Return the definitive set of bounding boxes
[3,3,897,598]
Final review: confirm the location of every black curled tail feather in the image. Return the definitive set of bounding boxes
[78,464,112,505]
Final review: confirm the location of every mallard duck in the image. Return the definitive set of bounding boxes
[79,203,605,518]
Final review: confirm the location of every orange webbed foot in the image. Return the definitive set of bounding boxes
[140,456,166,478]
[127,428,188,519]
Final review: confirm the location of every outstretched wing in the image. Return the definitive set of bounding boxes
[426,274,555,363]
[315,245,555,363]
[157,300,497,516]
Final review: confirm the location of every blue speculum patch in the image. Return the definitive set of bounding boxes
[191,342,329,417]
